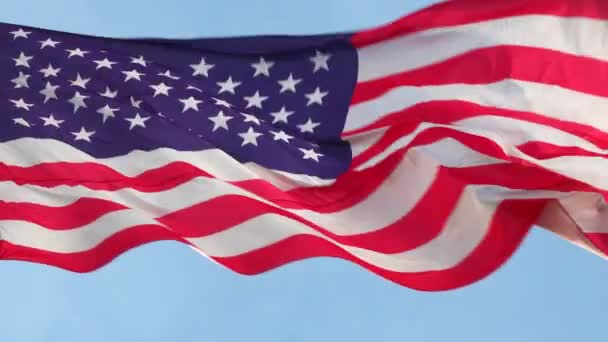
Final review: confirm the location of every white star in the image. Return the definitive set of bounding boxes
[10,28,31,40]
[190,57,214,77]
[97,105,119,123]
[13,118,31,128]
[93,58,117,70]
[297,118,321,133]
[251,57,274,77]
[39,81,60,103]
[158,70,180,80]
[310,50,331,72]
[69,73,90,89]
[66,48,90,58]
[217,76,241,94]
[179,96,203,112]
[305,87,329,106]
[39,37,61,49]
[243,91,268,109]
[130,55,149,67]
[277,73,302,93]
[40,64,61,78]
[68,91,89,113]
[40,114,64,128]
[213,97,233,108]
[241,113,261,125]
[238,127,263,146]
[125,113,150,130]
[71,127,95,142]
[150,82,173,97]
[187,85,203,92]
[11,72,30,88]
[130,96,142,108]
[269,106,294,124]
[122,69,145,82]
[208,110,233,132]
[299,147,323,162]
[99,86,118,98]
[10,98,34,111]
[13,52,33,68]
[270,130,293,143]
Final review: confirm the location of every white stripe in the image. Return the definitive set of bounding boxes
[355,122,506,170]
[348,127,387,158]
[0,148,439,237]
[455,116,604,153]
[0,184,564,264]
[0,186,497,273]
[0,138,334,189]
[298,148,439,235]
[455,116,608,189]
[354,116,608,190]
[357,15,608,82]
[556,193,608,234]
[530,156,608,190]
[193,186,497,272]
[346,80,608,132]
[0,209,165,253]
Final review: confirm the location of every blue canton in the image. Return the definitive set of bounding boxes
[0,25,358,179]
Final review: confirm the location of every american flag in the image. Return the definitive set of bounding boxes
[1,0,608,291]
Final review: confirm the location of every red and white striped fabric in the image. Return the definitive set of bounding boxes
[2,0,608,291]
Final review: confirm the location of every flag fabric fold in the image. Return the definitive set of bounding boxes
[1,0,608,291]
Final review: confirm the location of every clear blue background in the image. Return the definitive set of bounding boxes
[1,1,607,341]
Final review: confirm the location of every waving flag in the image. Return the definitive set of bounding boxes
[1,0,608,291]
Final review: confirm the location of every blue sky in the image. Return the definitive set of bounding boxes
[1,1,607,341]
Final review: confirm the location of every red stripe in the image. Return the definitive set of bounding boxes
[0,224,184,272]
[0,198,126,230]
[344,101,608,146]
[156,166,464,253]
[352,123,513,168]
[0,199,547,291]
[0,161,212,191]
[0,149,457,254]
[354,120,608,168]
[351,45,608,106]
[449,164,599,193]
[344,101,608,153]
[350,122,607,194]
[0,157,399,213]
[585,233,608,255]
[356,123,608,197]
[352,0,608,47]
[517,141,608,159]
[0,161,372,212]
[214,199,546,291]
